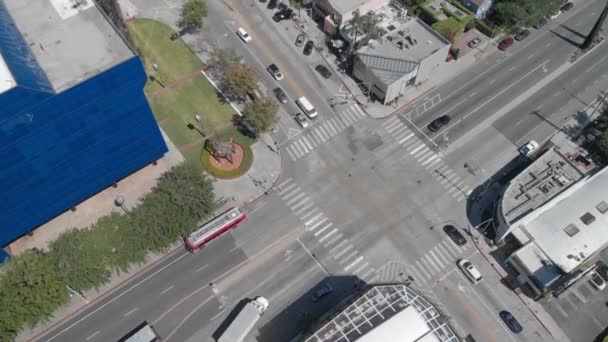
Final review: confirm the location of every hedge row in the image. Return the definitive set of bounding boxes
[476,18,501,38]
[0,163,215,340]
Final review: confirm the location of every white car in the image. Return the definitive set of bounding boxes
[236,27,252,43]
[458,259,483,284]
[267,64,284,81]
[519,140,539,157]
[589,271,606,290]
[294,113,310,129]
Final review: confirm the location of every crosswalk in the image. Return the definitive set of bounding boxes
[284,104,366,161]
[276,177,376,281]
[382,116,471,202]
[374,238,470,286]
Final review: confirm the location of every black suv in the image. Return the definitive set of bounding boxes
[428,115,450,132]
[514,29,530,41]
[443,225,467,246]
[303,41,314,55]
[315,65,332,79]
[267,0,278,9]
[273,8,294,22]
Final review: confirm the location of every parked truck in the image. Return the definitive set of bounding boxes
[218,296,269,342]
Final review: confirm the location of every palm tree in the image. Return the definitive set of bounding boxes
[348,9,364,51]
[582,0,608,50]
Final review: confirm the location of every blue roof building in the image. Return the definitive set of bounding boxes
[0,0,167,248]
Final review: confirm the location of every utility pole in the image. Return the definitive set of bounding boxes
[582,0,608,50]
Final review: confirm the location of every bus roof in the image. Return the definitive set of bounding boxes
[190,207,243,242]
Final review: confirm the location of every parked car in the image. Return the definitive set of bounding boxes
[295,33,307,47]
[273,87,288,104]
[589,271,607,290]
[294,113,310,128]
[315,65,332,79]
[273,8,294,22]
[561,2,574,11]
[498,37,514,50]
[499,311,523,333]
[596,263,608,281]
[303,40,314,55]
[444,225,467,246]
[519,140,539,157]
[514,29,531,41]
[458,259,483,284]
[311,282,334,302]
[533,17,548,29]
[236,27,252,43]
[468,38,481,48]
[549,10,562,19]
[267,0,278,9]
[428,115,450,132]
[267,64,283,81]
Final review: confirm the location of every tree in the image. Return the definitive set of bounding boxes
[211,48,242,72]
[348,9,365,51]
[243,96,280,133]
[493,0,561,27]
[225,62,259,101]
[289,0,312,18]
[594,132,608,160]
[177,0,208,33]
[582,0,608,50]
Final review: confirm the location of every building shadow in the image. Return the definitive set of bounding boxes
[558,24,587,39]
[549,29,582,48]
[256,275,362,342]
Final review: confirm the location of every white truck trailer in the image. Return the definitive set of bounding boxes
[218,296,269,342]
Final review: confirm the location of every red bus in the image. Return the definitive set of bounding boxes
[186,207,246,251]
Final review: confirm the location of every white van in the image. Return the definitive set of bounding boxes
[296,96,317,119]
[236,27,252,43]
[458,259,483,284]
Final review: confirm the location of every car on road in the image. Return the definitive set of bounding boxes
[295,33,307,47]
[236,27,252,43]
[498,37,514,50]
[468,38,481,48]
[589,271,607,290]
[273,87,288,104]
[303,40,314,55]
[514,29,531,41]
[533,17,548,29]
[549,10,562,19]
[315,64,332,79]
[499,310,523,333]
[294,113,310,128]
[267,64,283,81]
[458,259,483,284]
[519,140,539,157]
[561,2,574,11]
[444,225,467,246]
[311,282,334,302]
[428,115,450,132]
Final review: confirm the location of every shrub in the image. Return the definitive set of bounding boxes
[476,19,500,38]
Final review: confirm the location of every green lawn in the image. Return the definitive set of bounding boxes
[127,19,241,168]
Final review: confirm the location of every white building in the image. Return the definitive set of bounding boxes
[495,146,607,298]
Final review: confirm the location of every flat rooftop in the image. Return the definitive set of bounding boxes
[328,0,368,15]
[516,166,608,273]
[303,284,458,342]
[501,147,585,226]
[3,0,133,92]
[358,18,449,63]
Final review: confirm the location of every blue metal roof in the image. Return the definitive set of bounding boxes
[0,22,167,246]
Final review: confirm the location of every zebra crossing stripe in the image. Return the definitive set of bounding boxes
[334,117,346,130]
[286,146,296,162]
[317,126,329,140]
[409,143,425,155]
[309,218,329,232]
[291,197,311,210]
[304,212,324,226]
[282,187,302,200]
[313,128,326,142]
[329,240,349,255]
[398,132,415,144]
[360,268,376,280]
[424,157,441,169]
[443,238,462,255]
[344,256,364,271]
[301,136,314,151]
[392,128,409,140]
[319,228,338,242]
[334,244,353,259]
[353,261,369,275]
[427,249,445,270]
[421,154,439,166]
[385,122,403,133]
[313,222,332,236]
[325,121,338,135]
[294,202,315,217]
[277,178,293,189]
[432,246,451,266]
[406,265,425,283]
[383,117,399,128]
[286,192,306,205]
[423,254,441,274]
[339,250,359,265]
[436,242,456,261]
[279,182,297,195]
[322,232,343,247]
[415,261,432,281]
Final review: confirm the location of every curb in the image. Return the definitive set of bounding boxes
[27,245,185,342]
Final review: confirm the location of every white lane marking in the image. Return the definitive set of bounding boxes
[440,60,550,135]
[322,232,343,247]
[195,264,208,273]
[308,218,329,232]
[123,307,138,317]
[86,331,101,341]
[334,245,354,259]
[344,256,364,272]
[313,222,333,236]
[160,285,174,295]
[353,261,369,275]
[489,78,496,84]
[468,92,477,98]
[305,213,324,226]
[45,252,189,341]
[585,54,608,73]
[277,178,293,189]
[545,42,551,48]
[509,66,516,71]
[318,228,338,242]
[527,53,534,60]
[210,309,226,321]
